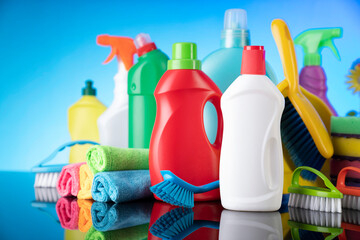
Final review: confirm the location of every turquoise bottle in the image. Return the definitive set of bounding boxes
[202,9,277,143]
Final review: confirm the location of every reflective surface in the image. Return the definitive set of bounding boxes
[1,171,359,239]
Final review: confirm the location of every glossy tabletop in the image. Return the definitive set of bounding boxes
[0,171,357,240]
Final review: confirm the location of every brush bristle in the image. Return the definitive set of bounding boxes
[342,194,360,210]
[34,172,60,188]
[289,207,341,228]
[342,208,360,225]
[34,187,61,202]
[288,193,342,213]
[150,207,193,239]
[150,180,194,208]
[281,98,326,181]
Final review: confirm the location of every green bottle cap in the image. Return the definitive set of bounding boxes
[82,80,96,96]
[168,42,201,70]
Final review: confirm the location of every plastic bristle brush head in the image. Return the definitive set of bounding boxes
[289,207,342,228]
[337,167,360,210]
[34,172,60,188]
[288,166,343,213]
[34,187,61,202]
[342,208,360,225]
[281,98,326,181]
[150,207,194,239]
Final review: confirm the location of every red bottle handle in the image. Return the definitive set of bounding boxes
[337,166,360,197]
[205,93,223,150]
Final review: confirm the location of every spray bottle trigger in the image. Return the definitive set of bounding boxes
[322,39,341,61]
[103,49,117,64]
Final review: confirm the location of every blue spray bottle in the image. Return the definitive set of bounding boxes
[202,9,277,142]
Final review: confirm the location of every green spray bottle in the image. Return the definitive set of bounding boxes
[294,28,342,116]
[128,33,169,148]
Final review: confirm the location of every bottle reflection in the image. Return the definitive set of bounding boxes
[219,210,283,240]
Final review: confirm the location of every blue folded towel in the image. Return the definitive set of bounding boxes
[91,170,152,203]
[91,201,153,232]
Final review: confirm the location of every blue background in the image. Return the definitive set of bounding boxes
[1,0,359,171]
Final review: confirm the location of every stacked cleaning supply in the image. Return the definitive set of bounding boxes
[330,117,360,185]
[78,164,94,199]
[56,162,85,197]
[86,146,152,203]
[91,201,152,231]
[78,199,94,233]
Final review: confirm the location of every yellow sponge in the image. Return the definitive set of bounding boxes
[332,137,360,157]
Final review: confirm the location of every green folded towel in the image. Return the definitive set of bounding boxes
[86,146,149,174]
[85,225,148,240]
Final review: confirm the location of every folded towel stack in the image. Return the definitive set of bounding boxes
[78,164,94,200]
[86,146,152,203]
[56,162,86,197]
[330,117,360,186]
[91,201,153,232]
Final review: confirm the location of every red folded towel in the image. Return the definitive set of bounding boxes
[56,197,80,230]
[56,162,85,197]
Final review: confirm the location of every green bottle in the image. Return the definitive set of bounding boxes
[128,33,169,148]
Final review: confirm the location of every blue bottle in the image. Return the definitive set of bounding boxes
[202,9,277,143]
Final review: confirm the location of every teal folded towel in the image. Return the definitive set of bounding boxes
[91,201,153,231]
[91,170,152,203]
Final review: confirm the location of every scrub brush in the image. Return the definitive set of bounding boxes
[271,19,334,181]
[150,207,219,240]
[150,170,219,208]
[32,140,99,187]
[337,166,360,210]
[288,166,343,212]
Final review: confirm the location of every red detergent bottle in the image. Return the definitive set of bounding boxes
[149,42,223,201]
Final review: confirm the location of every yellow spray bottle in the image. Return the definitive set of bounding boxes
[68,80,106,163]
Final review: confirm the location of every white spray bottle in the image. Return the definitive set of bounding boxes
[96,35,136,148]
[220,46,284,211]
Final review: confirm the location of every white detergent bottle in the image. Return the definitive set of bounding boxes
[220,45,284,211]
[96,35,136,148]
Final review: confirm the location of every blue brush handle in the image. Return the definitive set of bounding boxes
[161,170,219,194]
[35,140,99,167]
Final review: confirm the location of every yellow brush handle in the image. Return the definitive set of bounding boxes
[272,19,333,159]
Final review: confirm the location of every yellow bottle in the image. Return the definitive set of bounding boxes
[68,80,106,163]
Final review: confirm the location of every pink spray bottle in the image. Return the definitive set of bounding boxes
[294,28,342,116]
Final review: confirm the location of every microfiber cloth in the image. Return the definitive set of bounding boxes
[85,225,149,240]
[86,146,149,174]
[78,199,94,233]
[91,201,153,232]
[56,162,86,197]
[78,164,94,199]
[91,170,152,203]
[56,197,79,230]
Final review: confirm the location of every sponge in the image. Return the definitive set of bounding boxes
[331,117,360,135]
[86,146,149,174]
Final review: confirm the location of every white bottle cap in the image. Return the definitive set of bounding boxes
[224,9,247,30]
[134,33,152,49]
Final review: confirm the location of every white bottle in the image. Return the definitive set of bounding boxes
[98,60,129,148]
[220,46,284,211]
[219,210,283,240]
